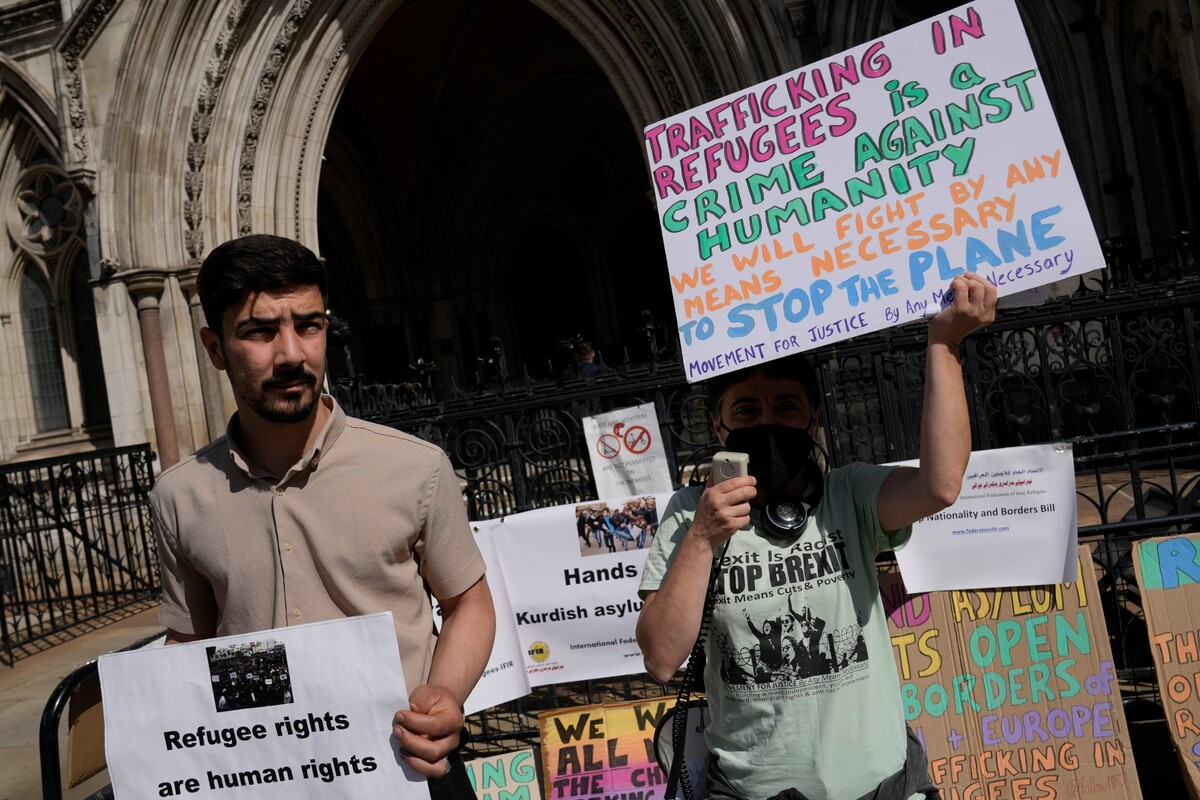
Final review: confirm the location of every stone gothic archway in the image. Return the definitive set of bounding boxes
[98,0,803,278]
[3,0,1192,468]
[80,0,812,455]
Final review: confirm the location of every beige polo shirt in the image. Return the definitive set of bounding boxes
[151,396,486,692]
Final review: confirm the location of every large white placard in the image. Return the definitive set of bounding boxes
[647,0,1104,381]
[98,613,421,800]
[892,442,1078,591]
[488,493,674,685]
[582,402,676,498]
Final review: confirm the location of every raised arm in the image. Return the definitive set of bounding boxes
[878,272,997,531]
[744,608,764,637]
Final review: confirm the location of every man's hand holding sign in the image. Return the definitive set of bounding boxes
[878,270,997,532]
[100,614,422,800]
[148,234,495,799]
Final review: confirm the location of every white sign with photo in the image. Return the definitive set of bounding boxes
[98,613,421,800]
[488,493,673,685]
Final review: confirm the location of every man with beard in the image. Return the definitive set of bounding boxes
[150,234,495,799]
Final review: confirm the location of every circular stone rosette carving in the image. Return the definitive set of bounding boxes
[10,165,84,256]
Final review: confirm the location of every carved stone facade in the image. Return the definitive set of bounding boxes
[0,0,1196,464]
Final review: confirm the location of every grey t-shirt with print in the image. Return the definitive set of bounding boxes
[640,463,914,800]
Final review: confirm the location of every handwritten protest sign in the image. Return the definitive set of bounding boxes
[98,613,420,800]
[646,0,1104,381]
[465,748,541,800]
[883,546,1143,799]
[893,443,1079,591]
[1132,532,1200,797]
[539,697,676,800]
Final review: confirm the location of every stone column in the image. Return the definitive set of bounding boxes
[179,270,228,442]
[124,271,180,469]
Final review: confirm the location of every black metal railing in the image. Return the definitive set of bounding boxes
[0,445,159,665]
[335,242,1200,516]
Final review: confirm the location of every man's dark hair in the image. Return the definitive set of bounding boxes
[704,353,822,415]
[197,234,327,331]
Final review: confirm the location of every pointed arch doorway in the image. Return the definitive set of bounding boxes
[317,0,674,387]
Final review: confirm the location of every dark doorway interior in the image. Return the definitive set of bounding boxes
[318,0,675,386]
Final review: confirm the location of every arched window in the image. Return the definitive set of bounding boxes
[19,266,69,432]
[70,252,110,427]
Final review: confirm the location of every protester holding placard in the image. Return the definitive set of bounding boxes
[150,234,495,799]
[637,272,996,799]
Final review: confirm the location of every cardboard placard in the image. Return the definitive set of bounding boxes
[538,697,678,800]
[465,748,542,799]
[884,545,1143,799]
[1132,532,1200,799]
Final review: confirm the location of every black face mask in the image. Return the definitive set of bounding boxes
[721,424,824,539]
